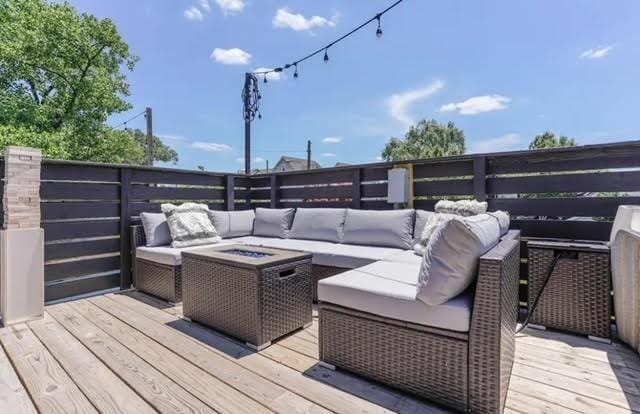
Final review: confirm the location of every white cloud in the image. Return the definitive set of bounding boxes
[322,152,337,157]
[273,8,337,32]
[322,136,342,144]
[184,6,204,21]
[440,94,510,115]
[236,157,244,163]
[211,48,251,65]
[157,134,188,143]
[375,156,383,161]
[216,0,245,15]
[387,80,444,127]
[254,68,283,81]
[580,45,615,59]
[253,157,265,163]
[199,0,210,12]
[191,141,232,152]
[469,133,524,154]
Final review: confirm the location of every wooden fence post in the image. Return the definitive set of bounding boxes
[473,156,487,202]
[226,175,235,211]
[352,168,361,209]
[270,175,278,208]
[119,167,132,289]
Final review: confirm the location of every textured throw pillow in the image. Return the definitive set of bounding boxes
[342,209,415,249]
[435,199,488,216]
[413,212,457,255]
[208,210,255,238]
[140,212,172,247]
[488,210,510,235]
[253,208,295,238]
[417,214,501,305]
[289,208,347,242]
[413,210,435,244]
[162,203,220,248]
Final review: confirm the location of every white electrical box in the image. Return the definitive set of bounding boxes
[387,168,409,204]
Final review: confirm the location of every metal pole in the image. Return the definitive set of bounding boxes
[243,73,252,175]
[145,107,153,166]
[307,140,311,170]
[266,159,269,173]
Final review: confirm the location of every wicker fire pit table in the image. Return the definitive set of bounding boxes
[182,245,313,350]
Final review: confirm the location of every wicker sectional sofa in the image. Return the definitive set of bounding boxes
[131,207,520,413]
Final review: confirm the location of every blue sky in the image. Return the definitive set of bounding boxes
[68,0,640,172]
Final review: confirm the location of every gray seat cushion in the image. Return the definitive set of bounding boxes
[342,209,415,249]
[318,265,472,332]
[237,236,403,268]
[140,212,172,247]
[136,240,236,266]
[288,208,346,242]
[385,249,423,265]
[208,210,255,238]
[253,208,295,238]
[418,214,501,306]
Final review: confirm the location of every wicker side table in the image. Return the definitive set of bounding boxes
[182,245,313,350]
[527,239,611,342]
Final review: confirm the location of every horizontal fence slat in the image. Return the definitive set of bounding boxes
[45,272,120,303]
[279,185,352,200]
[488,144,640,174]
[42,201,120,220]
[360,200,390,210]
[45,238,120,261]
[250,176,271,188]
[130,169,225,186]
[41,182,120,200]
[413,199,438,211]
[250,189,271,200]
[44,220,120,242]
[278,170,353,187]
[489,197,640,218]
[511,219,612,241]
[130,185,225,201]
[45,255,120,282]
[279,200,352,209]
[41,163,120,182]
[361,167,388,182]
[488,170,640,194]
[129,202,224,217]
[414,179,474,196]
[361,183,387,198]
[413,160,473,179]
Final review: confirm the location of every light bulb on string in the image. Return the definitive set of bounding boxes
[263,74,268,83]
[293,64,299,78]
[376,14,383,38]
[323,48,329,63]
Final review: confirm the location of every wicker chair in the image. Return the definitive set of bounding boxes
[318,230,521,413]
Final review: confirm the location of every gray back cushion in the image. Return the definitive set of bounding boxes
[208,210,255,238]
[253,208,295,238]
[342,209,415,249]
[140,212,172,247]
[417,214,501,306]
[289,208,346,242]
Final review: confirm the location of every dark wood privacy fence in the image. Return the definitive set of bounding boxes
[1,140,639,303]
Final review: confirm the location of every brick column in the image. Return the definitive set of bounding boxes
[1,146,44,326]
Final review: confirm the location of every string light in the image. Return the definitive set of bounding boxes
[245,0,405,122]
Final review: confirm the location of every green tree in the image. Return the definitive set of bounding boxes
[529,131,577,150]
[0,0,178,165]
[382,119,465,161]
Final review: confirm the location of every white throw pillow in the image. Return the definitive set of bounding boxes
[435,199,488,216]
[417,214,501,306]
[162,203,220,248]
[413,212,457,255]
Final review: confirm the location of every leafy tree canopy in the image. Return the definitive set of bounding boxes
[382,119,466,162]
[529,131,578,150]
[0,0,177,165]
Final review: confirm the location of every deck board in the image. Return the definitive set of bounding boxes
[1,290,640,414]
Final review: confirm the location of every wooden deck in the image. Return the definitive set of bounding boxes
[1,291,639,414]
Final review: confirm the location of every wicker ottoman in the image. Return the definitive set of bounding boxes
[182,245,313,350]
[528,239,611,341]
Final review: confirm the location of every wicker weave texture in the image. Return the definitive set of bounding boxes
[312,265,346,301]
[319,306,468,412]
[182,255,312,347]
[528,248,611,338]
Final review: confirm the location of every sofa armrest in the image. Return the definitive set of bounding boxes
[469,230,521,414]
